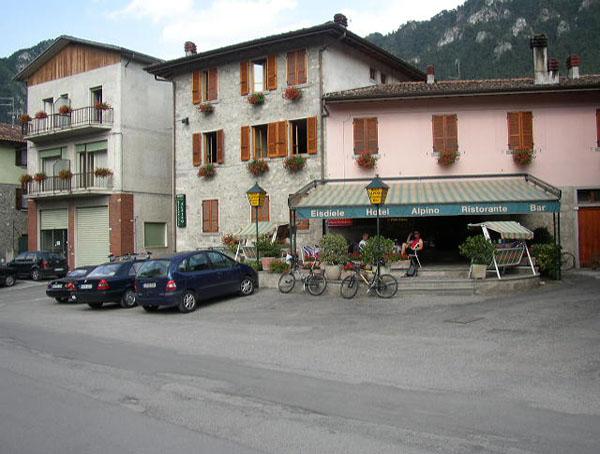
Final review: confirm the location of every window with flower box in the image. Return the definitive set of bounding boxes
[353,118,378,155]
[286,49,307,86]
[192,68,218,104]
[253,124,268,159]
[432,114,458,154]
[507,111,533,151]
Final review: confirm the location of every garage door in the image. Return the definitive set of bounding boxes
[578,207,600,267]
[76,206,109,267]
[40,209,68,230]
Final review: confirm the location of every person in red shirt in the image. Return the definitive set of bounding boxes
[401,231,423,257]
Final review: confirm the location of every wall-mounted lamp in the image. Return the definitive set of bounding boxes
[181,117,189,125]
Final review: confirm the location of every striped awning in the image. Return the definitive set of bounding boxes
[235,221,281,238]
[468,221,534,240]
[291,176,560,219]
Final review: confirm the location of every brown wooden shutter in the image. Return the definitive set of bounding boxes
[267,122,278,157]
[597,109,600,147]
[296,49,307,84]
[192,70,201,104]
[266,55,277,90]
[202,200,210,232]
[210,200,219,232]
[366,118,378,154]
[240,126,250,161]
[286,51,296,85]
[216,129,224,164]
[521,111,533,150]
[252,195,270,222]
[353,118,366,154]
[445,114,458,152]
[432,115,445,153]
[207,68,218,101]
[507,112,521,150]
[240,61,249,96]
[307,116,318,154]
[192,132,202,167]
[276,121,288,157]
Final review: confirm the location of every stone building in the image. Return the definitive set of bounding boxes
[15,36,173,268]
[0,123,27,261]
[146,16,424,251]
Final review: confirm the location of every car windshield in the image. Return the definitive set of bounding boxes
[87,264,122,278]
[67,268,89,278]
[137,260,170,278]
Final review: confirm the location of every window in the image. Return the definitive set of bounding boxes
[241,56,277,95]
[578,189,600,204]
[252,59,266,93]
[369,67,377,81]
[188,253,210,272]
[202,199,219,233]
[128,262,146,276]
[144,222,167,248]
[15,146,27,167]
[290,119,308,154]
[380,73,387,84]
[286,49,307,86]
[91,87,102,105]
[267,121,288,158]
[353,118,378,154]
[15,187,27,211]
[251,195,270,222]
[204,132,218,164]
[138,260,170,278]
[253,124,268,159]
[43,97,53,115]
[197,130,224,165]
[507,112,533,151]
[192,68,218,103]
[207,251,233,269]
[432,114,458,154]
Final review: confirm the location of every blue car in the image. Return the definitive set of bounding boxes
[135,250,258,313]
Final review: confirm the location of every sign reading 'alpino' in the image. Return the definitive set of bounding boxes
[296,201,560,220]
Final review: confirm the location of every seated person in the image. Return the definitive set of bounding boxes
[401,231,424,258]
[358,233,369,252]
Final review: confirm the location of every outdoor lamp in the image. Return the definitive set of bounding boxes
[365,175,389,275]
[246,182,267,266]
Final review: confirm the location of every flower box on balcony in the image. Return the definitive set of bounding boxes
[58,105,72,115]
[94,167,113,177]
[19,174,33,186]
[437,149,459,166]
[283,86,302,101]
[95,102,111,111]
[512,148,535,166]
[19,114,32,124]
[198,163,216,179]
[247,92,265,106]
[198,103,214,114]
[283,155,306,173]
[34,111,48,119]
[33,172,47,183]
[58,169,73,181]
[356,153,377,170]
[248,159,269,176]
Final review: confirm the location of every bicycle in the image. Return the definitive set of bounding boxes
[340,261,398,299]
[278,255,328,296]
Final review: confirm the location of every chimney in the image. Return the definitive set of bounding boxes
[333,13,348,28]
[184,41,197,56]
[426,65,435,84]
[547,58,560,84]
[530,34,549,84]
[566,54,581,79]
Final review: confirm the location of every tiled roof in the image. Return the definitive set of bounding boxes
[324,75,600,101]
[0,123,25,144]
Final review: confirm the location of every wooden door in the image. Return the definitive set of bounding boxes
[578,207,600,267]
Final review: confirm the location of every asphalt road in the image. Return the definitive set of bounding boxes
[0,274,599,453]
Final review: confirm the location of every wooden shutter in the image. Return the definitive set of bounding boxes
[216,130,224,164]
[286,51,296,85]
[202,200,219,233]
[366,118,378,154]
[445,114,458,152]
[240,126,250,161]
[507,112,521,150]
[307,116,318,154]
[521,111,533,150]
[276,121,288,157]
[267,122,278,157]
[192,71,201,104]
[432,115,445,153]
[240,61,249,96]
[207,68,218,101]
[202,200,210,232]
[353,118,366,154]
[296,49,307,84]
[266,55,277,90]
[192,133,202,167]
[597,110,600,147]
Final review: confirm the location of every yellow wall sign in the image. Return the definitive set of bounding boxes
[367,188,387,205]
[247,193,266,207]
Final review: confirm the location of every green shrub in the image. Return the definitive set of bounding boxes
[269,259,290,274]
[532,227,553,245]
[531,243,561,279]
[320,233,348,265]
[459,235,495,265]
[247,260,263,272]
[362,236,395,266]
[256,236,283,258]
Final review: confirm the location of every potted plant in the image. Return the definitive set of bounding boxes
[58,105,72,115]
[438,149,459,166]
[95,102,111,111]
[531,243,561,280]
[248,159,269,176]
[320,233,349,280]
[362,236,395,273]
[247,92,265,106]
[257,236,282,272]
[58,169,73,181]
[34,111,48,119]
[222,234,239,255]
[198,102,214,114]
[19,174,33,187]
[513,148,534,166]
[356,153,377,170]
[33,172,47,183]
[283,86,302,101]
[283,155,306,173]
[459,235,495,279]
[269,259,290,274]
[94,167,113,177]
[198,163,216,179]
[19,114,32,124]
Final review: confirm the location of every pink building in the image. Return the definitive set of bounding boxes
[291,36,600,267]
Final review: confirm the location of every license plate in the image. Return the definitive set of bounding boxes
[55,268,64,272]
[80,284,93,290]
[52,284,63,289]
[143,282,156,289]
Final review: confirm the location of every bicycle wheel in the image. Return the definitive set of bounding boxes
[560,252,575,271]
[278,272,296,293]
[375,274,398,299]
[340,275,359,299]
[306,274,327,296]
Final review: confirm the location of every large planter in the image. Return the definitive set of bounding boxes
[261,257,277,272]
[470,264,487,280]
[324,264,342,281]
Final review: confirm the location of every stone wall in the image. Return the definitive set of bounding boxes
[0,184,27,261]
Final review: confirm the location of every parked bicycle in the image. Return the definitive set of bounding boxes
[340,261,398,299]
[278,255,327,296]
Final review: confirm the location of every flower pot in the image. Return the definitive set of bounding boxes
[261,257,277,272]
[324,264,342,281]
[470,264,487,280]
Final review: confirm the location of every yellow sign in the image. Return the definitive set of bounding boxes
[367,187,388,205]
[247,193,266,207]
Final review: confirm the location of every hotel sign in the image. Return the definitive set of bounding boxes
[296,201,560,219]
[176,194,186,228]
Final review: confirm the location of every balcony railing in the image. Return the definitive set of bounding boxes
[27,172,113,197]
[23,106,113,139]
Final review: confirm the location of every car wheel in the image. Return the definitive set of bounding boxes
[178,291,198,313]
[119,289,137,309]
[143,305,159,313]
[239,276,255,296]
[4,275,16,287]
[88,302,103,309]
[31,269,41,281]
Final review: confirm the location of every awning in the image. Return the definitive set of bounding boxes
[290,175,560,219]
[468,221,534,240]
[235,221,282,238]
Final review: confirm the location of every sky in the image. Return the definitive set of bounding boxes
[0,0,464,59]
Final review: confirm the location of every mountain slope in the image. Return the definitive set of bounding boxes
[367,0,600,80]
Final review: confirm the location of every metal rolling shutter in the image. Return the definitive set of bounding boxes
[76,206,109,267]
[40,209,68,230]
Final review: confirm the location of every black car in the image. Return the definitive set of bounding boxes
[74,260,147,309]
[9,251,68,281]
[46,266,96,303]
[0,265,17,287]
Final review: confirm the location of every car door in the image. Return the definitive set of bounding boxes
[185,253,217,299]
[207,251,239,296]
[10,253,28,276]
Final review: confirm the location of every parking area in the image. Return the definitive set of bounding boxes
[1,273,599,453]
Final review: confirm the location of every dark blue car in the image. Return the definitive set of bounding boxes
[135,250,258,313]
